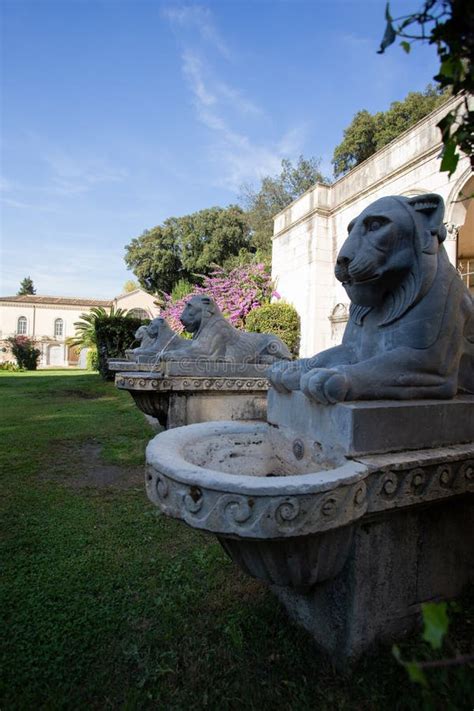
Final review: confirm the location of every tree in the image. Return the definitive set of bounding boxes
[172,205,251,275]
[122,279,139,293]
[332,110,378,178]
[332,86,448,177]
[377,0,474,175]
[124,224,183,294]
[240,155,328,258]
[124,205,251,294]
[17,277,36,295]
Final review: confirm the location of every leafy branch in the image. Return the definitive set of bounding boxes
[378,0,474,176]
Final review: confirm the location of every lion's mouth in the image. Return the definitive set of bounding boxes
[343,273,380,287]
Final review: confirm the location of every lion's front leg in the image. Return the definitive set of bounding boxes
[268,344,354,393]
[301,348,458,404]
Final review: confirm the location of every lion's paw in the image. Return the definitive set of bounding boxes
[300,368,350,405]
[268,360,298,392]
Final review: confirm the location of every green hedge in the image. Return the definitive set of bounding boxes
[245,302,300,356]
[86,347,99,372]
[95,315,145,380]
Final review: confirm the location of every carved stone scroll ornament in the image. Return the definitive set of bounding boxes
[270,193,474,403]
[161,295,292,364]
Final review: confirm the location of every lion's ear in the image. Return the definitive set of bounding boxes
[406,193,446,248]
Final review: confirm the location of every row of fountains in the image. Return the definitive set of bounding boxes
[113,194,473,666]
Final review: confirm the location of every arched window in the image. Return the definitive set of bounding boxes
[54,318,64,338]
[129,308,148,319]
[17,316,27,335]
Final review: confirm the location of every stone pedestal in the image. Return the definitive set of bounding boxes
[116,371,268,428]
[145,389,474,666]
[268,390,474,457]
[264,391,474,665]
[273,496,473,664]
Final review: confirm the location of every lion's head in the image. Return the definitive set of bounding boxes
[147,317,173,339]
[180,296,223,335]
[335,193,446,325]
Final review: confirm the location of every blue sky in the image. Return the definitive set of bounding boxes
[1,0,440,298]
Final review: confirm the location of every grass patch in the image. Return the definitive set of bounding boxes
[0,371,472,709]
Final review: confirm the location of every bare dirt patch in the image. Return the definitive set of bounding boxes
[44,440,144,490]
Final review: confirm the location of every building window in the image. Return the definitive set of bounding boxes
[129,308,148,319]
[54,318,64,338]
[17,316,27,335]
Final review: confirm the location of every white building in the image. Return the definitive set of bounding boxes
[272,97,474,357]
[0,288,160,367]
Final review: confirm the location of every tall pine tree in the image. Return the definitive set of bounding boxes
[17,277,36,295]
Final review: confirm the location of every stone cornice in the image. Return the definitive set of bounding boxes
[273,144,445,240]
[0,302,94,312]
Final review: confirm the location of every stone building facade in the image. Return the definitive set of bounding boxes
[0,288,160,367]
[272,97,473,357]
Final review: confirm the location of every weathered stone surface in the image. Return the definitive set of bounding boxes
[268,389,474,456]
[145,416,473,661]
[145,421,368,540]
[146,420,473,538]
[269,193,474,403]
[273,496,474,665]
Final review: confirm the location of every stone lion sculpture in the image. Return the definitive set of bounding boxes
[128,317,189,360]
[270,193,474,403]
[162,295,292,363]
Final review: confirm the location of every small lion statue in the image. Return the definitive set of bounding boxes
[269,193,474,403]
[162,295,292,363]
[127,317,189,360]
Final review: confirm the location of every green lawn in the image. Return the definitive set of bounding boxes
[0,371,472,710]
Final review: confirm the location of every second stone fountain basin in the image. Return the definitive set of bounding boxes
[146,421,368,590]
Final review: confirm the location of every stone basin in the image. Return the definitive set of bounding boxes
[146,420,368,590]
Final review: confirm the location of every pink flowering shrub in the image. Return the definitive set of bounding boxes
[7,336,41,370]
[159,264,279,332]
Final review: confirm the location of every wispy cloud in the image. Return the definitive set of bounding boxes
[179,47,306,190]
[162,4,231,58]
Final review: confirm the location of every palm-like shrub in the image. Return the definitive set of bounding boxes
[69,306,145,379]
[68,306,128,349]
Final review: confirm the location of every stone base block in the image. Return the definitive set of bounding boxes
[272,496,474,666]
[268,390,474,456]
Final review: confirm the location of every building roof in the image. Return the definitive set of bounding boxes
[0,295,112,307]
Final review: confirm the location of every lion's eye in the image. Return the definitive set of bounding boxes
[369,220,382,231]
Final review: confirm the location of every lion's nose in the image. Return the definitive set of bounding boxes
[336,255,351,267]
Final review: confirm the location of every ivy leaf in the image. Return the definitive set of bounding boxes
[439,138,459,176]
[400,41,411,53]
[422,601,449,649]
[405,662,428,688]
[392,646,428,688]
[377,18,396,54]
